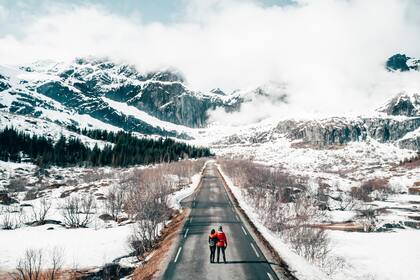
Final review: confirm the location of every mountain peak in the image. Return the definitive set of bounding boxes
[386,53,420,72]
[378,92,420,117]
[210,88,226,96]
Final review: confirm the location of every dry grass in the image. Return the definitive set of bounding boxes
[409,186,420,195]
[132,210,188,280]
[0,270,80,280]
[394,155,420,170]
[313,223,364,232]
[215,165,298,280]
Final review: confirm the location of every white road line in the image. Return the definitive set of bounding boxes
[267,272,275,280]
[174,247,182,263]
[184,228,189,238]
[250,243,260,258]
[236,214,240,221]
[241,226,248,236]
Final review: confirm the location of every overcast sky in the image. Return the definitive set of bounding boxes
[0,0,293,35]
[1,0,420,121]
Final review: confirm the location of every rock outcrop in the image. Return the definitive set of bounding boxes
[0,57,242,137]
[386,54,420,72]
[274,117,420,150]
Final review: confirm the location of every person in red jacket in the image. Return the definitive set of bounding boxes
[216,225,227,263]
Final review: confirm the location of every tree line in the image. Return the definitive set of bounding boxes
[0,127,212,167]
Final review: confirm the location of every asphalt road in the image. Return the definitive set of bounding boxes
[161,162,281,280]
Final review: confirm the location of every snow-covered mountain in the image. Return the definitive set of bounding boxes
[212,92,420,151]
[386,54,420,72]
[1,55,419,151]
[0,57,241,138]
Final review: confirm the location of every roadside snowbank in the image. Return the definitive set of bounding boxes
[167,161,208,210]
[167,174,201,210]
[0,161,207,272]
[218,163,420,280]
[217,164,328,280]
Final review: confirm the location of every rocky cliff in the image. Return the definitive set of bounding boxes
[0,58,241,137]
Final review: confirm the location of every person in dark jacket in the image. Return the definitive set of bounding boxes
[216,226,227,263]
[208,229,218,263]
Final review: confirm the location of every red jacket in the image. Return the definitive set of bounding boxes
[216,231,227,247]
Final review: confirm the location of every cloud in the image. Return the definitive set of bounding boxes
[1,0,420,122]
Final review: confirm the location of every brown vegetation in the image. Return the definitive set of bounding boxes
[132,211,187,280]
[395,153,420,170]
[408,186,420,195]
[219,159,330,267]
[351,178,390,202]
[8,248,63,280]
[313,222,364,232]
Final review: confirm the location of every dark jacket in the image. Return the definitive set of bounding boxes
[209,233,218,247]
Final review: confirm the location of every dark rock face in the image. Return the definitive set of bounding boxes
[399,135,420,150]
[0,58,241,137]
[42,59,240,128]
[276,118,366,146]
[78,263,134,280]
[387,54,411,71]
[274,117,420,150]
[0,74,10,91]
[378,93,420,117]
[365,118,420,141]
[386,54,420,72]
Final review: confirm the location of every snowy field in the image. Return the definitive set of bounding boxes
[330,230,420,280]
[0,224,132,271]
[0,160,204,272]
[218,162,420,280]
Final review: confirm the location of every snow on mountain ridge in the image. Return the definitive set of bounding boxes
[0,57,242,136]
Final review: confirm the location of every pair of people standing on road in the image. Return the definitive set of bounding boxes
[208,226,227,263]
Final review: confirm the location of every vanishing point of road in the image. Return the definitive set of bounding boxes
[161,162,285,280]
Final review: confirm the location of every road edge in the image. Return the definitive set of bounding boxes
[215,164,298,280]
[152,162,207,280]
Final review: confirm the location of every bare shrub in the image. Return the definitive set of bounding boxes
[351,178,390,202]
[358,206,378,231]
[32,198,52,225]
[336,191,356,211]
[159,159,206,187]
[0,206,25,230]
[1,210,18,229]
[219,159,331,266]
[9,248,63,280]
[61,194,96,228]
[24,189,40,201]
[45,248,63,280]
[286,227,330,262]
[105,185,125,221]
[80,169,114,184]
[121,159,206,259]
[7,178,28,193]
[125,168,173,259]
[10,249,43,280]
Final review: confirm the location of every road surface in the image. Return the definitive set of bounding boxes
[161,162,282,280]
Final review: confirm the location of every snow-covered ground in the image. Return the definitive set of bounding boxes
[218,163,420,280]
[329,230,420,280]
[0,224,132,271]
[0,160,204,272]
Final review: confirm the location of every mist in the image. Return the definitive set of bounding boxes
[1,0,420,124]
